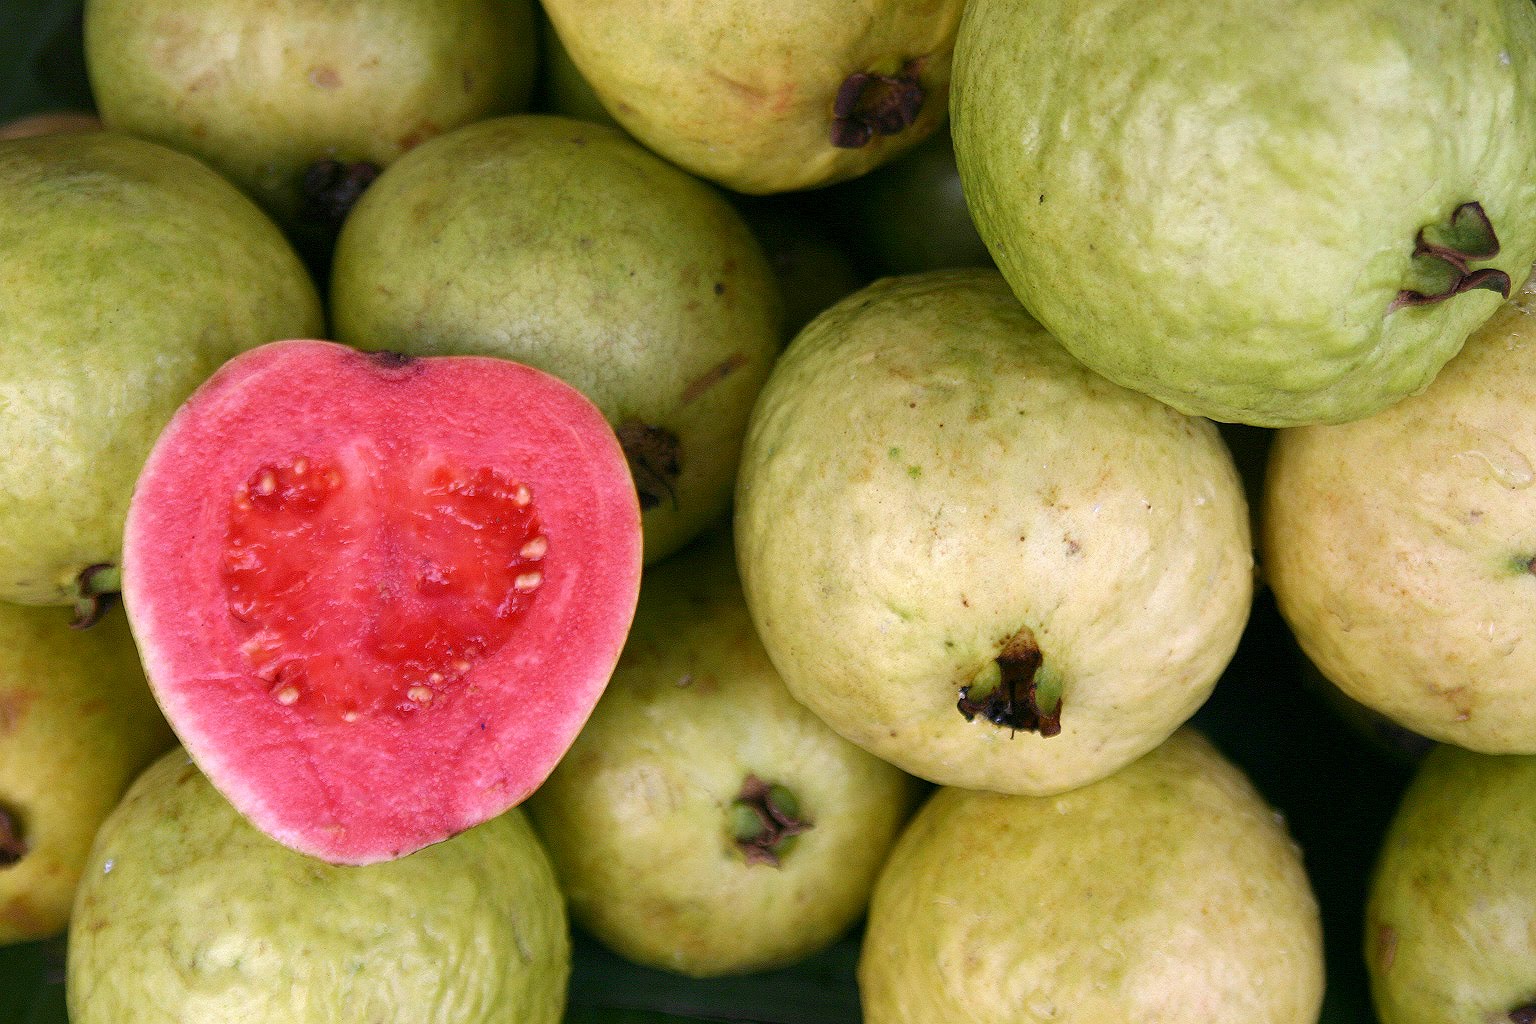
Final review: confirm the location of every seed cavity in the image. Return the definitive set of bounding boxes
[1390,202,1512,312]
[730,774,812,868]
[957,626,1063,736]
[830,61,926,149]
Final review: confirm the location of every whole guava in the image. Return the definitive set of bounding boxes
[330,115,783,565]
[859,728,1324,1023]
[84,0,537,235]
[67,748,569,1024]
[540,0,965,194]
[951,0,1536,425]
[1264,273,1536,751]
[526,530,918,977]
[1364,744,1536,1024]
[0,131,323,612]
[735,269,1252,795]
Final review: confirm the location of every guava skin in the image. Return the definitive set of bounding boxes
[735,269,1252,795]
[1265,275,1536,752]
[0,131,323,607]
[859,729,1324,1024]
[67,749,570,1024]
[525,531,918,978]
[0,603,175,945]
[540,0,964,194]
[330,115,783,566]
[1365,745,1536,1024]
[950,0,1536,426]
[0,111,101,141]
[83,0,537,231]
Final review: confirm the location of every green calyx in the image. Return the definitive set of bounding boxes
[1391,202,1512,312]
[729,774,811,867]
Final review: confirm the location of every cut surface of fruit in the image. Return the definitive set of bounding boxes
[122,340,642,864]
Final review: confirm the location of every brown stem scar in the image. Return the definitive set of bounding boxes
[732,774,811,868]
[957,628,1062,736]
[830,61,926,148]
[0,806,27,867]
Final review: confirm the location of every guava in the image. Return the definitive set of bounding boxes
[859,728,1324,1023]
[1264,273,1536,752]
[0,111,100,140]
[66,748,569,1024]
[540,0,965,194]
[0,130,323,615]
[525,530,918,978]
[950,0,1536,426]
[735,269,1253,795]
[120,339,643,864]
[1364,744,1536,1024]
[84,0,537,245]
[0,602,175,945]
[330,115,783,566]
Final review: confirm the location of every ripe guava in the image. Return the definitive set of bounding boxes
[859,728,1324,1024]
[0,111,100,140]
[1264,274,1536,752]
[67,748,569,1024]
[120,339,643,864]
[950,0,1536,425]
[525,530,918,977]
[735,269,1252,795]
[540,0,965,194]
[0,602,175,944]
[84,0,537,242]
[0,131,323,615]
[330,115,783,566]
[1365,744,1536,1024]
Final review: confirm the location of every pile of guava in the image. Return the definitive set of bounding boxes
[4,1,1536,1022]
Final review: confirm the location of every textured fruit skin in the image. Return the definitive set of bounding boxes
[951,0,1536,426]
[1365,745,1536,1024]
[1265,275,1536,752]
[735,269,1252,794]
[859,729,1324,1024]
[0,603,175,944]
[0,131,323,607]
[541,0,963,194]
[331,115,783,566]
[67,749,569,1024]
[121,339,643,865]
[526,531,918,978]
[83,0,537,229]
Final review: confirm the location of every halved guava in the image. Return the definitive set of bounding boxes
[120,339,643,865]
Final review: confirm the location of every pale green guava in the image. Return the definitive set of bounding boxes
[1365,744,1536,1024]
[525,530,918,978]
[0,131,323,611]
[0,602,175,944]
[329,115,784,565]
[66,749,569,1024]
[859,728,1324,1023]
[540,0,965,194]
[951,0,1536,425]
[734,269,1253,795]
[84,0,537,232]
[1265,273,1536,752]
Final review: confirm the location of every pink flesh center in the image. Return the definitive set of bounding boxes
[222,451,548,723]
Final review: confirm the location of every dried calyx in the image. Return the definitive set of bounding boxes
[1510,1003,1536,1024]
[71,562,121,630]
[957,627,1062,736]
[830,62,926,149]
[616,420,682,511]
[730,774,811,867]
[0,806,26,867]
[1390,202,1511,312]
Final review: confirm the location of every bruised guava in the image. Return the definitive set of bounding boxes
[120,340,642,864]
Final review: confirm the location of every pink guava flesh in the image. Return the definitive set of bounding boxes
[122,340,643,864]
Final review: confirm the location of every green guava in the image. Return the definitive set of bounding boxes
[540,0,965,194]
[1364,744,1536,1024]
[1264,274,1536,752]
[0,602,175,945]
[735,269,1253,795]
[525,530,918,978]
[859,728,1324,1023]
[66,748,569,1024]
[951,0,1536,425]
[0,131,323,613]
[330,115,784,565]
[84,0,537,237]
